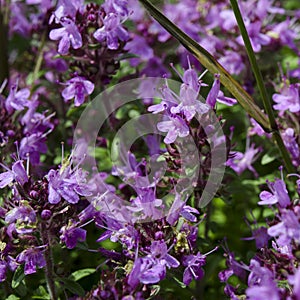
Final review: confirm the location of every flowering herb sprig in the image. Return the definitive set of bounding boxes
[0,0,299,299]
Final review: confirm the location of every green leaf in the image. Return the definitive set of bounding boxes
[69,268,96,282]
[116,53,140,61]
[14,281,27,297]
[147,285,160,299]
[12,265,25,289]
[5,295,20,300]
[32,285,50,299]
[261,148,279,165]
[58,277,85,296]
[138,0,270,132]
[173,276,187,289]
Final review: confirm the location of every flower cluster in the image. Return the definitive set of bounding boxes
[220,174,300,299]
[0,0,299,299]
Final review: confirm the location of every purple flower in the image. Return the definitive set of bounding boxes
[167,193,199,225]
[93,13,129,50]
[128,240,179,287]
[218,50,245,75]
[51,0,84,22]
[248,118,271,138]
[21,100,50,133]
[5,83,30,113]
[206,74,237,108]
[130,188,163,220]
[9,2,31,37]
[124,35,153,66]
[44,50,68,73]
[60,224,87,249]
[49,18,82,55]
[168,61,209,120]
[181,62,201,92]
[246,259,280,300]
[19,133,48,165]
[17,248,46,275]
[206,74,220,108]
[246,281,280,300]
[111,152,149,188]
[0,252,17,283]
[62,76,94,106]
[273,83,300,113]
[226,144,261,177]
[128,257,166,286]
[157,115,189,144]
[171,84,209,121]
[271,19,298,51]
[282,128,300,166]
[149,240,180,268]
[219,9,236,31]
[215,91,237,106]
[218,251,248,283]
[236,21,271,52]
[0,160,28,188]
[247,259,274,286]
[267,209,300,247]
[0,261,6,282]
[5,201,37,234]
[182,252,206,285]
[148,0,200,42]
[288,267,300,299]
[242,226,270,249]
[141,57,170,77]
[102,0,129,17]
[148,83,178,114]
[258,178,290,207]
[47,166,91,205]
[110,224,138,250]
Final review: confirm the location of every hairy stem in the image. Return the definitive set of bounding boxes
[41,223,57,300]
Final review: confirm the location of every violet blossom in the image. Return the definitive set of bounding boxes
[282,128,300,166]
[5,83,30,114]
[0,160,28,188]
[226,144,261,177]
[157,115,189,144]
[47,166,91,205]
[16,247,46,275]
[182,252,206,285]
[49,17,83,55]
[61,76,94,106]
[5,201,37,234]
[272,83,300,114]
[258,178,290,208]
[236,21,271,52]
[267,209,300,247]
[246,259,280,300]
[93,13,129,50]
[60,223,87,249]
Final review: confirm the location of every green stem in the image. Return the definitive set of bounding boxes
[31,30,47,91]
[229,0,295,173]
[41,223,57,300]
